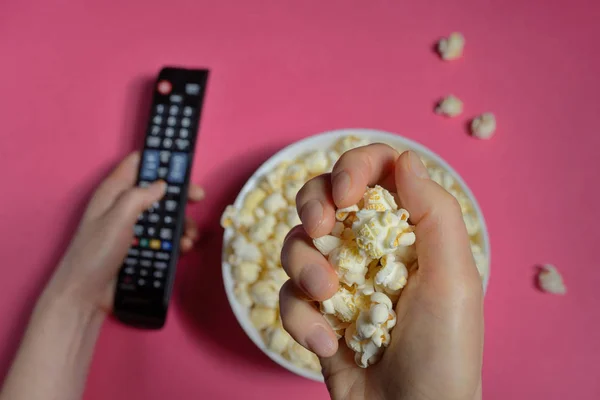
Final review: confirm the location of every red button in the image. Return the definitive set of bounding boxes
[132,237,139,246]
[157,80,172,95]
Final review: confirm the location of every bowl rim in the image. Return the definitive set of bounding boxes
[221,128,491,382]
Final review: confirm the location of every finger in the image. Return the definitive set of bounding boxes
[188,184,205,202]
[281,227,338,300]
[330,143,399,209]
[295,174,336,238]
[86,152,141,218]
[394,151,477,280]
[107,180,167,225]
[279,281,338,358]
[180,236,194,253]
[183,216,199,240]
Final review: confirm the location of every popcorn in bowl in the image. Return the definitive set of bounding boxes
[221,131,490,378]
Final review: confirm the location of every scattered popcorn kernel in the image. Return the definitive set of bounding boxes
[435,95,464,117]
[471,113,496,139]
[363,185,398,212]
[336,204,360,221]
[438,32,465,61]
[538,264,566,295]
[250,306,277,330]
[313,235,344,256]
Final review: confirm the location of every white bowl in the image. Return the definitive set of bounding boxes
[221,128,491,382]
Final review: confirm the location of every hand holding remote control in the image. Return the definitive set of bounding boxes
[45,152,205,316]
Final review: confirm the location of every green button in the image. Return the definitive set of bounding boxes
[139,238,149,248]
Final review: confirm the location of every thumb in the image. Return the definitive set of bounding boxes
[108,180,167,225]
[394,151,477,281]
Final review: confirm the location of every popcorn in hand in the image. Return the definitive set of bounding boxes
[435,95,464,117]
[352,209,415,259]
[321,286,359,322]
[328,241,371,287]
[363,185,398,212]
[471,113,497,139]
[374,254,408,297]
[313,235,343,256]
[438,32,465,61]
[336,204,360,221]
[538,264,566,295]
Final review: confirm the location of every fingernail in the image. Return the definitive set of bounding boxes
[306,325,336,357]
[332,171,351,203]
[299,199,323,232]
[192,185,206,200]
[408,151,429,179]
[299,263,331,298]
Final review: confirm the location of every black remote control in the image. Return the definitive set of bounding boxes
[114,66,209,329]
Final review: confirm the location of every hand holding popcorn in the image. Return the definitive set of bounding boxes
[280,144,484,400]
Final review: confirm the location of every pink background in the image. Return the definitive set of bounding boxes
[1,0,599,398]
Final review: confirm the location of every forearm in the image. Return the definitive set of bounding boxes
[0,286,104,400]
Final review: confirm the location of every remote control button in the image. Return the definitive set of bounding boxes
[134,225,144,235]
[151,125,161,135]
[156,104,165,114]
[175,139,189,151]
[167,153,188,183]
[181,118,191,128]
[138,278,146,286]
[161,241,172,251]
[185,83,200,95]
[158,167,168,178]
[147,227,156,237]
[160,228,172,240]
[147,136,161,148]
[160,151,171,163]
[179,128,189,138]
[148,213,160,223]
[165,127,175,137]
[150,239,161,249]
[183,106,193,117]
[154,261,168,269]
[167,116,177,126]
[141,250,154,258]
[153,281,162,288]
[165,200,178,212]
[169,105,179,115]
[140,269,148,276]
[154,271,164,278]
[128,248,140,257]
[167,185,181,195]
[141,150,160,180]
[140,260,152,267]
[152,201,160,210]
[157,80,172,95]
[153,115,162,125]
[139,238,149,248]
[164,215,174,225]
[163,138,173,149]
[124,267,135,274]
[155,252,170,260]
[125,257,138,266]
[132,237,139,246]
[170,94,183,103]
[137,213,144,221]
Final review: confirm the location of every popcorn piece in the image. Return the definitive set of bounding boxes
[232,261,261,284]
[352,209,415,259]
[329,242,370,286]
[335,135,370,154]
[331,221,345,237]
[273,223,290,244]
[234,283,253,307]
[250,279,279,308]
[363,185,398,212]
[220,205,237,228]
[471,243,488,279]
[313,235,344,256]
[471,113,496,139]
[284,163,308,182]
[250,306,277,330]
[428,167,455,190]
[230,235,262,264]
[435,95,463,117]
[374,254,408,296]
[254,207,266,219]
[262,162,289,192]
[323,314,351,339]
[463,213,480,236]
[327,150,341,170]
[303,150,329,174]
[438,32,465,61]
[321,286,359,322]
[283,181,303,203]
[248,215,276,243]
[264,323,293,353]
[243,188,268,211]
[538,264,566,295]
[260,239,282,266]
[336,204,359,221]
[267,267,289,289]
[263,192,288,214]
[286,342,320,371]
[278,206,301,227]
